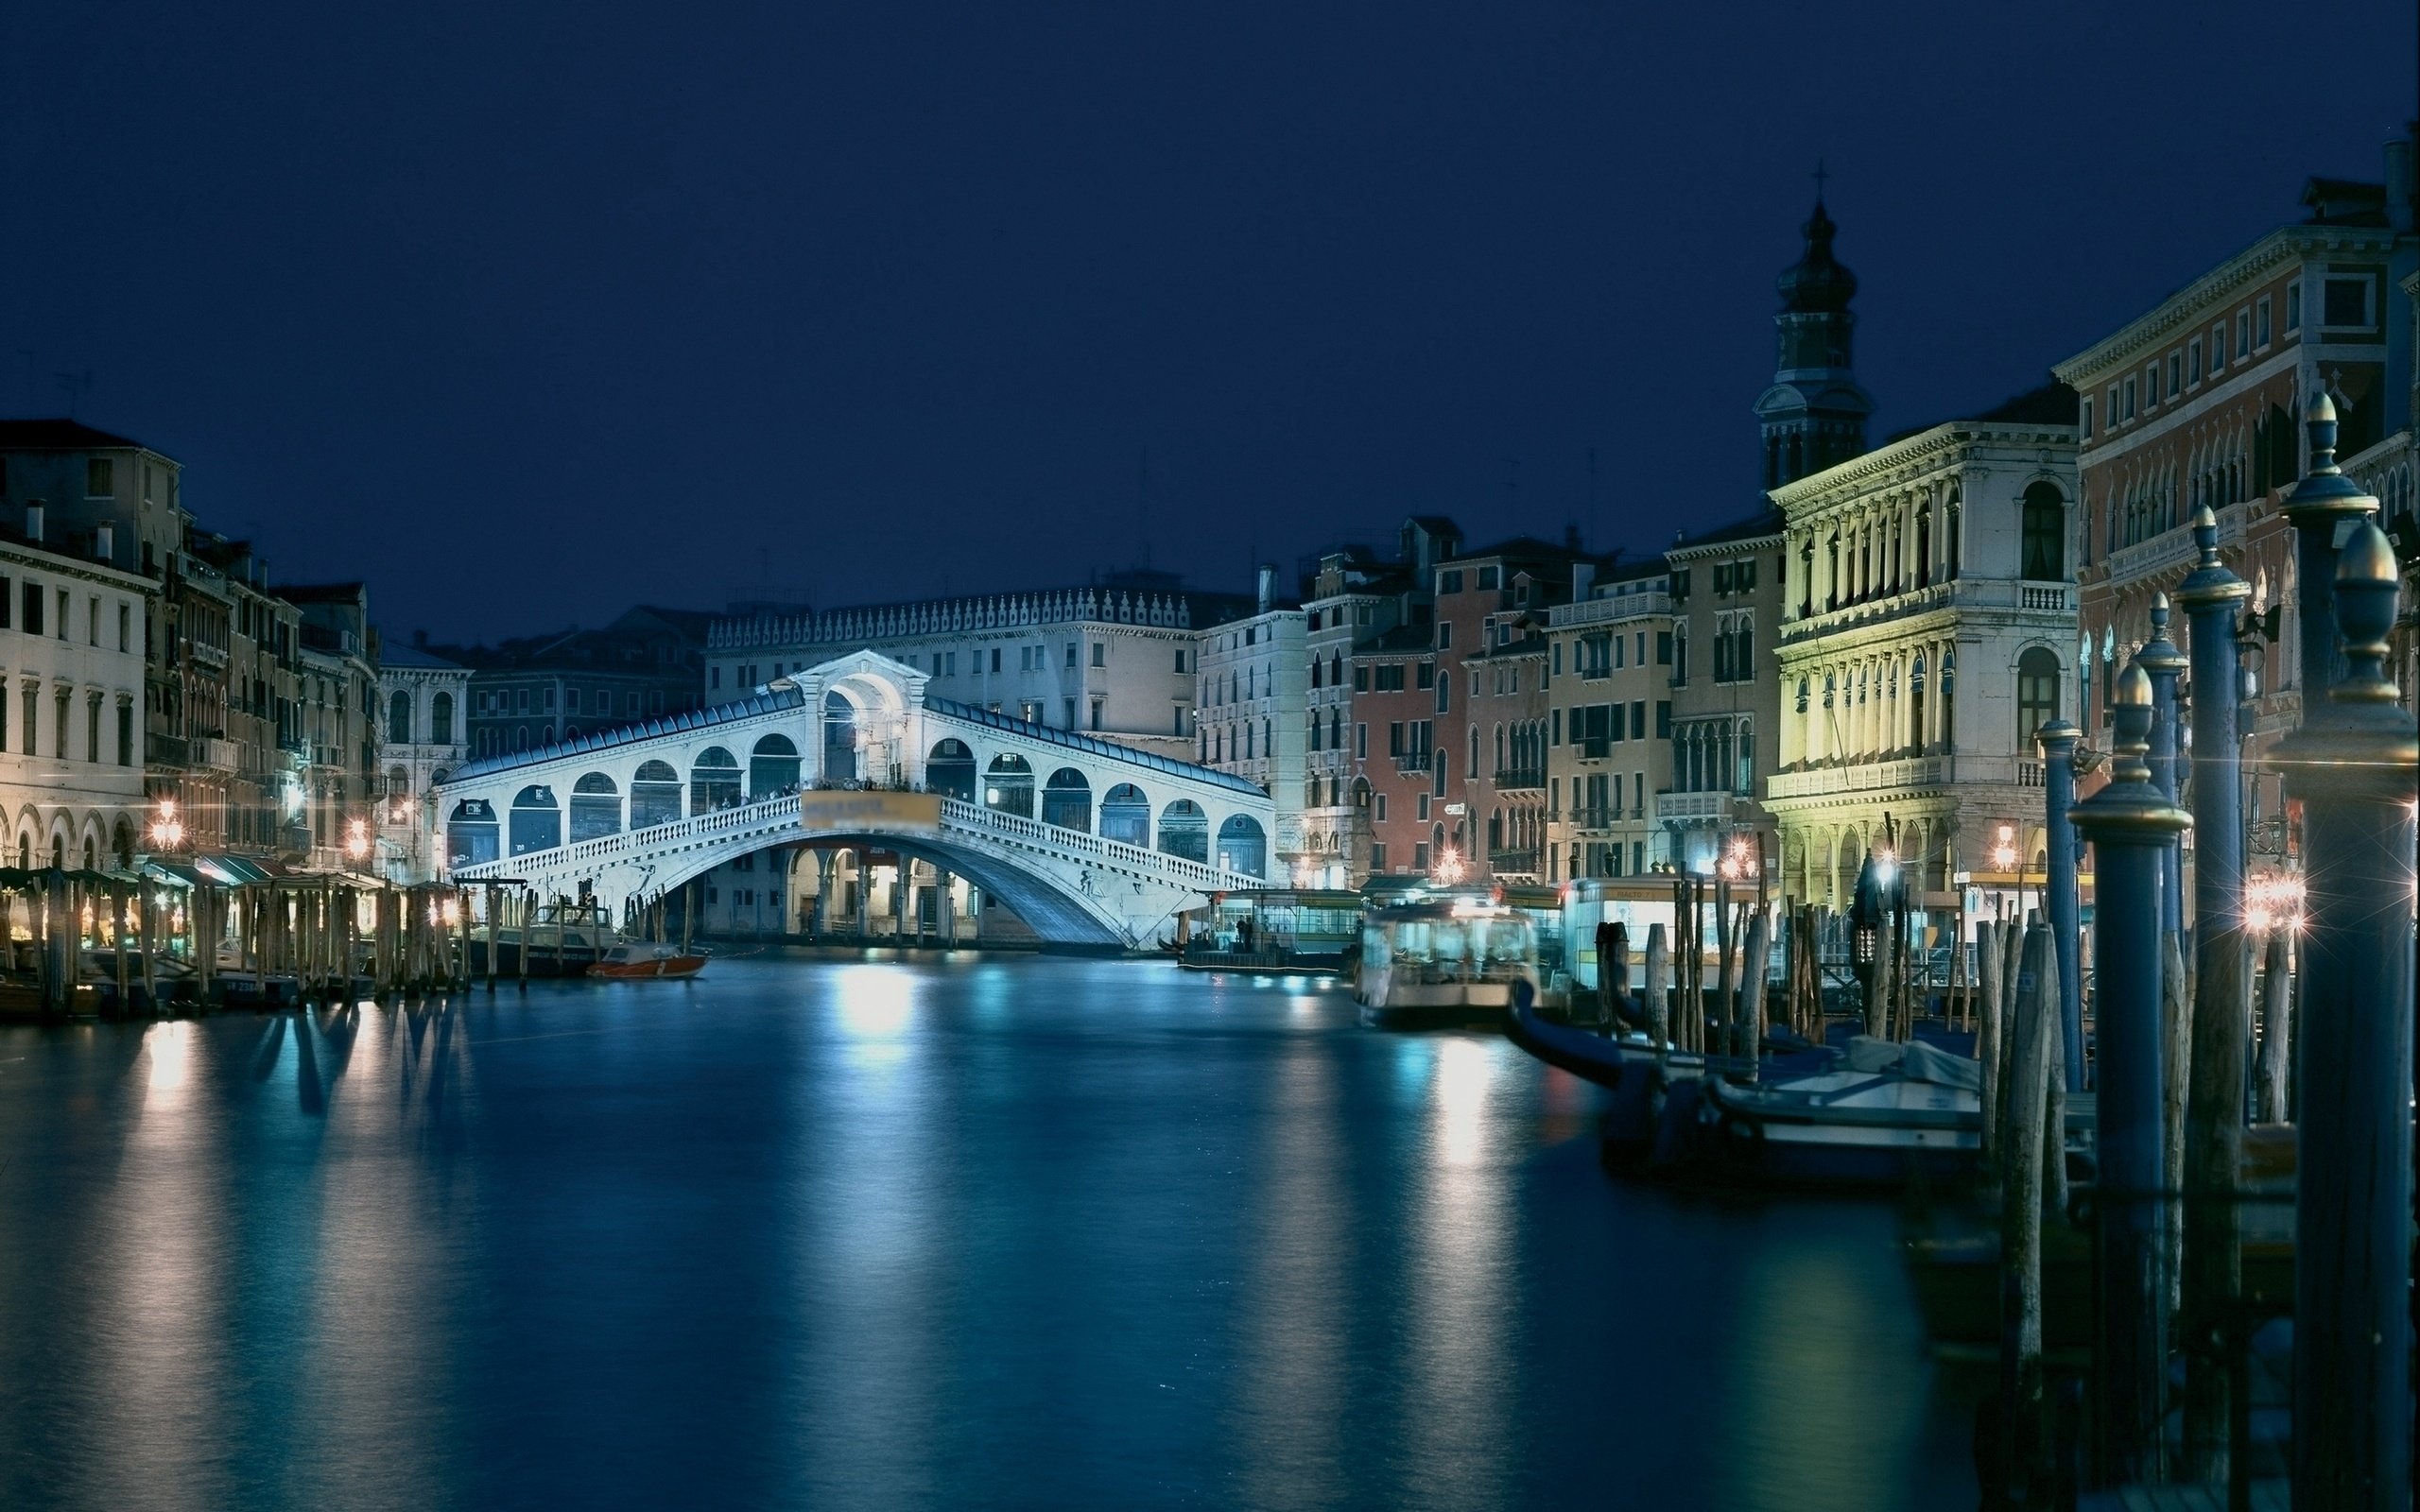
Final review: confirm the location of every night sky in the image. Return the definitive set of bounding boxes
[5,2,2412,642]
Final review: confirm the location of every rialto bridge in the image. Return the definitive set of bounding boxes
[432,651,1274,949]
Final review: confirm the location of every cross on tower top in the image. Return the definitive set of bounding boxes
[1812,160,1829,201]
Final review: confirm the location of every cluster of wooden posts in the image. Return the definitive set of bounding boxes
[1607,872,1773,1064]
[0,865,482,1019]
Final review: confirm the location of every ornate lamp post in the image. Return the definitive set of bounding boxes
[2277,391,2377,715]
[2273,521,2416,1511]
[2068,664,2191,1485]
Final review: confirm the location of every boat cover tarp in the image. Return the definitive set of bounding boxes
[1843,1035,1982,1093]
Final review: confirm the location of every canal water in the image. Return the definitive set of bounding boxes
[0,954,1973,1510]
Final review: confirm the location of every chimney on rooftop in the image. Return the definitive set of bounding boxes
[25,500,43,542]
[95,523,112,563]
[1256,564,1273,613]
[1572,561,1596,600]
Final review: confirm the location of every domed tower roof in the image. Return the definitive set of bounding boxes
[1776,198,1858,314]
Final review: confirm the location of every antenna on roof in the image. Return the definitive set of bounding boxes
[1503,456,1519,510]
[54,369,93,417]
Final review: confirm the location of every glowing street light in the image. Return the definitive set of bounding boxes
[1990,821,2019,874]
[1717,835,1757,882]
[1431,847,1466,885]
[343,817,371,863]
[2243,868,2305,934]
[147,798,184,851]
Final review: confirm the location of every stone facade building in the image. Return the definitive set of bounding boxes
[1663,514,1786,878]
[2051,136,2415,758]
[376,641,471,883]
[1299,543,1419,886]
[1545,558,1672,882]
[1193,570,1303,879]
[709,575,1250,755]
[1766,396,2080,908]
[0,532,151,868]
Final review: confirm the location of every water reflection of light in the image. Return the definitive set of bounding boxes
[1434,1037,1490,1167]
[1397,1036,1512,1505]
[144,1021,193,1091]
[1236,1048,1346,1509]
[835,965,915,1052]
[92,1012,232,1505]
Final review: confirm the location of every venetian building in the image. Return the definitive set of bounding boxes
[1764,388,2080,910]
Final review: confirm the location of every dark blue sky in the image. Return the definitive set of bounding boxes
[3,2,2411,641]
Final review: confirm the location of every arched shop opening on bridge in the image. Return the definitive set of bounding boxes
[677,840,1021,947]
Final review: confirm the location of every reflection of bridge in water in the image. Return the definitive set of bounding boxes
[434,651,1275,948]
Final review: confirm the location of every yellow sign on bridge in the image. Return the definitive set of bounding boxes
[795,789,943,834]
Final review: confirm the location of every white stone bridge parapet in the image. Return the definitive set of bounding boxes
[431,650,1275,949]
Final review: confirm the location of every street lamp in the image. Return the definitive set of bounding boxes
[343,817,371,864]
[147,798,184,852]
[1431,846,1466,885]
[1716,834,1756,882]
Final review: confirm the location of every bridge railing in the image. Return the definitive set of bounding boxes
[935,799,1262,891]
[450,788,1265,897]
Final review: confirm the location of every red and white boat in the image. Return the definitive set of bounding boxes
[586,943,708,980]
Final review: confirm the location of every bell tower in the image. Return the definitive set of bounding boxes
[1755,183,1875,490]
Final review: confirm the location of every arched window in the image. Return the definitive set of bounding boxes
[1909,656,1927,755]
[750,734,801,799]
[430,692,455,744]
[1216,814,1267,877]
[631,760,683,827]
[1041,768,1092,832]
[389,690,413,745]
[1915,510,1932,589]
[1100,782,1150,846]
[984,753,1034,816]
[508,786,561,856]
[2020,483,2066,580]
[1157,799,1208,863]
[1945,503,1962,581]
[690,747,742,812]
[2016,648,2061,747]
[570,772,622,841]
[1435,670,1450,714]
[926,739,977,802]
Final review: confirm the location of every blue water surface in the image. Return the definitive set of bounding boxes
[0,953,1973,1510]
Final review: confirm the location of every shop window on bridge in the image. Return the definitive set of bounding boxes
[2020,483,2066,580]
[631,760,683,827]
[570,772,622,841]
[691,747,742,813]
[1099,782,1150,846]
[447,799,499,867]
[1042,767,1092,832]
[985,753,1034,817]
[509,786,561,856]
[751,734,802,799]
[1158,799,1208,864]
[926,739,977,802]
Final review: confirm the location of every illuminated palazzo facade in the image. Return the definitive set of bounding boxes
[1765,404,2081,909]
